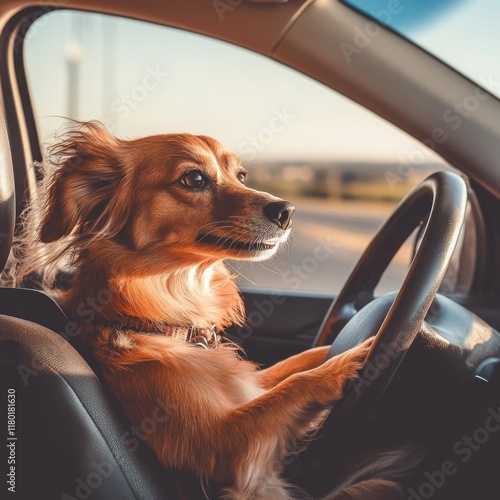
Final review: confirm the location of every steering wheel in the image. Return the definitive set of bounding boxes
[314,170,468,428]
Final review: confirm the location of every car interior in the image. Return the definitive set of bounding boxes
[1,1,500,499]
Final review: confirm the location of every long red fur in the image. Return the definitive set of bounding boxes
[17,122,385,499]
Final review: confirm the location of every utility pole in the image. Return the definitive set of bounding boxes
[65,14,83,119]
[65,39,83,119]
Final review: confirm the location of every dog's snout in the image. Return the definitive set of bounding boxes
[263,201,295,230]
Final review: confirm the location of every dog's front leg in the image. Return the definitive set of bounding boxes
[219,339,373,493]
[257,345,331,388]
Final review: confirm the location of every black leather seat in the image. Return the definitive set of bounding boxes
[0,314,180,500]
[0,107,202,499]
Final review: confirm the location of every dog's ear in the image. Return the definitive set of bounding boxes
[40,122,131,243]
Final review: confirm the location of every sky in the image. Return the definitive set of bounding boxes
[23,0,499,164]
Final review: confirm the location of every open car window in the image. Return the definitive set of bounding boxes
[25,10,452,295]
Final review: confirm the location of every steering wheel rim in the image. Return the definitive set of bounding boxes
[314,171,468,424]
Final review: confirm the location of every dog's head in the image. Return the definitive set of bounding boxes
[40,122,294,270]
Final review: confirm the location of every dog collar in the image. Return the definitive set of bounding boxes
[103,316,221,349]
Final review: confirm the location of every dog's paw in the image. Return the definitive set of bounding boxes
[349,336,374,365]
[324,336,374,387]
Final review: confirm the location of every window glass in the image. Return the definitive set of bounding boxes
[343,0,500,99]
[24,11,450,294]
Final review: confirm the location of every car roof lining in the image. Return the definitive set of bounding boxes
[0,0,499,199]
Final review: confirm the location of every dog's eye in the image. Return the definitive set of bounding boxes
[237,172,247,184]
[181,170,208,189]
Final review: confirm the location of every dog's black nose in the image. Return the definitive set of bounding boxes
[263,201,295,230]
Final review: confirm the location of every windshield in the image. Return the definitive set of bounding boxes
[343,0,500,99]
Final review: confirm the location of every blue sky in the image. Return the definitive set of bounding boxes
[24,1,499,163]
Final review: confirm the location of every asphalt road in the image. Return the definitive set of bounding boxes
[231,199,412,296]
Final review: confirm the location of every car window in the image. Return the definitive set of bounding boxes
[24,10,450,295]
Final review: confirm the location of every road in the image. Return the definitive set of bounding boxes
[231,199,412,296]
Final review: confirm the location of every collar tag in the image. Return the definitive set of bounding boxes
[187,324,218,348]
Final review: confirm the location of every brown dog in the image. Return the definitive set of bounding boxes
[11,122,376,499]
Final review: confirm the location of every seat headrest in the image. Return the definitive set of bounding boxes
[0,105,15,273]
